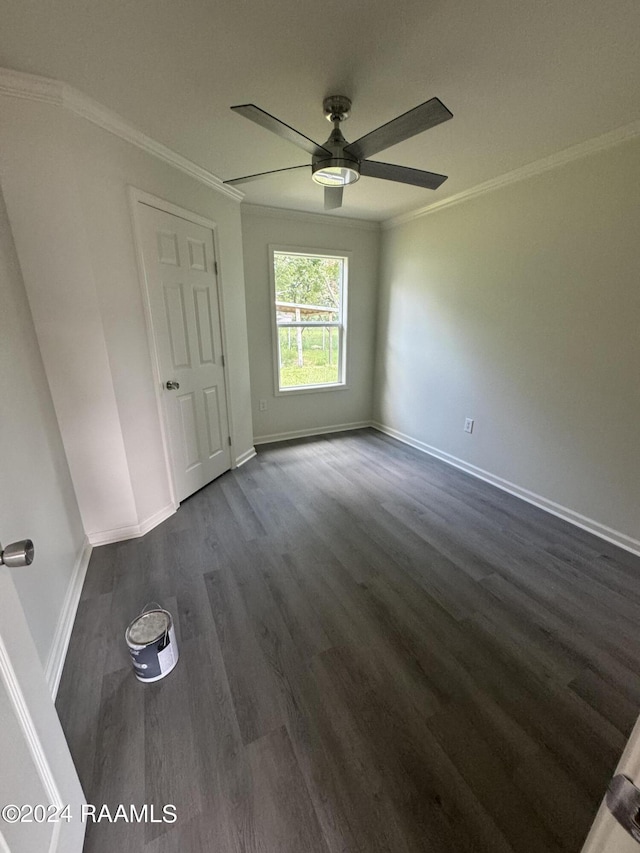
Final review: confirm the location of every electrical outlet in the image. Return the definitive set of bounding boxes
[259,399,267,412]
[464,417,474,434]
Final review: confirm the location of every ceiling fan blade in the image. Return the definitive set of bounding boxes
[344,97,453,161]
[231,104,331,158]
[360,160,448,190]
[324,186,343,210]
[224,164,309,185]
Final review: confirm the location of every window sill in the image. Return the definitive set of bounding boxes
[275,382,349,397]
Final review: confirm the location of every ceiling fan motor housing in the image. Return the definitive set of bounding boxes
[312,105,361,186]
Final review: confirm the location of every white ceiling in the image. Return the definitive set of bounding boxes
[2,0,640,221]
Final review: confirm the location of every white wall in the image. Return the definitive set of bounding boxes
[68,109,255,515]
[0,101,139,539]
[241,207,380,441]
[0,182,86,669]
[0,86,254,543]
[374,136,640,549]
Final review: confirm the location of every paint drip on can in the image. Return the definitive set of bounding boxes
[125,604,179,683]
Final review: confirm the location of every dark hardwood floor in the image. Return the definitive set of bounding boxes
[56,429,640,852]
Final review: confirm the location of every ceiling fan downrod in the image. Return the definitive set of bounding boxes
[312,95,361,189]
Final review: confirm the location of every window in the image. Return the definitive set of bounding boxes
[271,248,348,392]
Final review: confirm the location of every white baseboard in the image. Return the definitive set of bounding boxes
[46,538,92,698]
[371,421,640,558]
[235,447,257,467]
[254,421,371,446]
[87,502,176,546]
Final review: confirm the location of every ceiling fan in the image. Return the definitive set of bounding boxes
[224,94,453,210]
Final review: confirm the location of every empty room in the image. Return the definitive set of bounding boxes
[1,1,640,851]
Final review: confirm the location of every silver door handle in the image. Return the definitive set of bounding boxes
[165,380,180,390]
[0,540,35,568]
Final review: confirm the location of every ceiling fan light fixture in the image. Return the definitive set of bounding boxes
[312,160,360,186]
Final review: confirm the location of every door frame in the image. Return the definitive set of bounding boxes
[0,637,71,852]
[0,568,86,851]
[128,187,235,507]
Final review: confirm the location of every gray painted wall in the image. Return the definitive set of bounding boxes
[374,136,640,547]
[241,208,380,442]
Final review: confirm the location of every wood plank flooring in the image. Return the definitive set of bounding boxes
[56,429,640,853]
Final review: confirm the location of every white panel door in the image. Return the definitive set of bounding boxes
[0,567,85,852]
[582,715,640,852]
[136,203,232,502]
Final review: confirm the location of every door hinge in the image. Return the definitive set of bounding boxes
[228,436,232,447]
[214,261,218,275]
[221,354,225,367]
[606,774,640,842]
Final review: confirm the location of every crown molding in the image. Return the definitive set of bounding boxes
[0,67,243,203]
[0,66,63,104]
[5,67,638,225]
[383,118,640,230]
[241,202,380,231]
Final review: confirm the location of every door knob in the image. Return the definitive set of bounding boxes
[0,540,35,568]
[165,380,180,390]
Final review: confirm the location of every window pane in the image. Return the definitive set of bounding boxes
[273,251,346,391]
[278,326,340,388]
[274,254,342,317]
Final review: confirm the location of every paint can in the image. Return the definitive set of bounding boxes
[125,604,179,683]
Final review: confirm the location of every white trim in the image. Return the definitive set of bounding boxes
[130,187,230,231]
[0,637,64,851]
[3,68,638,227]
[0,67,243,203]
[371,422,640,558]
[45,539,92,699]
[269,245,351,396]
[4,68,638,229]
[210,221,237,465]
[383,118,640,230]
[0,67,62,105]
[241,202,380,231]
[235,447,257,467]
[254,421,370,445]
[128,187,235,502]
[128,188,179,511]
[87,502,176,547]
[275,382,350,397]
[138,502,177,536]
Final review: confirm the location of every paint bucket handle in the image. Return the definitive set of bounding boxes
[139,601,170,646]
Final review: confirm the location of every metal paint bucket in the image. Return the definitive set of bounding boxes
[125,605,179,683]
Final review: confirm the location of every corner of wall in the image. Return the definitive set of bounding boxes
[45,538,92,698]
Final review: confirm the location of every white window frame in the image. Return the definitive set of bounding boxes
[269,245,350,396]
